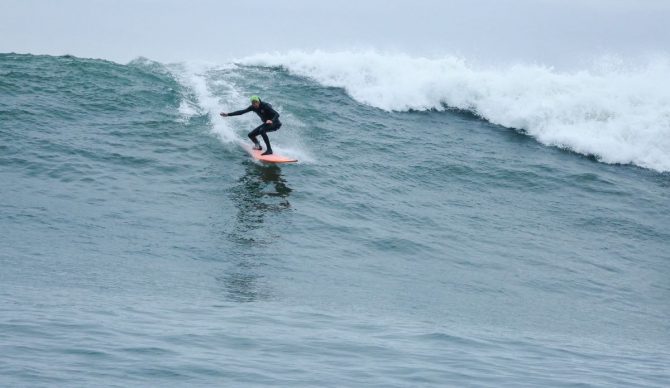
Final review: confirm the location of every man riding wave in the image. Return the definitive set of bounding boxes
[220,95,281,155]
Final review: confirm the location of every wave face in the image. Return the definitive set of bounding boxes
[242,51,670,172]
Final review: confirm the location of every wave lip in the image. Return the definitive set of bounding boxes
[241,50,670,172]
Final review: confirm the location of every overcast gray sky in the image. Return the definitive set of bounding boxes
[1,0,669,66]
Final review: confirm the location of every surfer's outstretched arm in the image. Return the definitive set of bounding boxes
[220,105,253,117]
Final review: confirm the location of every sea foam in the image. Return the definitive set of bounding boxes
[240,51,670,172]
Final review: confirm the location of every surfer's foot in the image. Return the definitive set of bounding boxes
[252,143,262,151]
[261,149,273,156]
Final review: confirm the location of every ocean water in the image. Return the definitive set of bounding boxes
[1,52,669,387]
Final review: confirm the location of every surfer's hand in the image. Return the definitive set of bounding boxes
[265,120,272,125]
[220,112,228,117]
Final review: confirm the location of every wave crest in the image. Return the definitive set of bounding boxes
[241,51,670,172]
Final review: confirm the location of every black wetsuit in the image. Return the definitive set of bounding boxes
[227,101,281,152]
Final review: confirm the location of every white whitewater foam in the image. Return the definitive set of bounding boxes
[169,62,243,144]
[240,51,670,172]
[177,99,200,122]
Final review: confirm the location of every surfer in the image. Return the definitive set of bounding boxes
[220,95,281,155]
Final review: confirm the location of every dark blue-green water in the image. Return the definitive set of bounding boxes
[1,53,669,387]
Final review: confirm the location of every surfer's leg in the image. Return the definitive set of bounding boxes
[248,125,263,149]
[259,126,272,154]
[260,122,281,155]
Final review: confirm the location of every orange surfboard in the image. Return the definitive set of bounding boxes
[243,144,298,164]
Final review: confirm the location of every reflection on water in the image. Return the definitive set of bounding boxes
[216,254,272,303]
[229,162,292,244]
[220,162,293,302]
